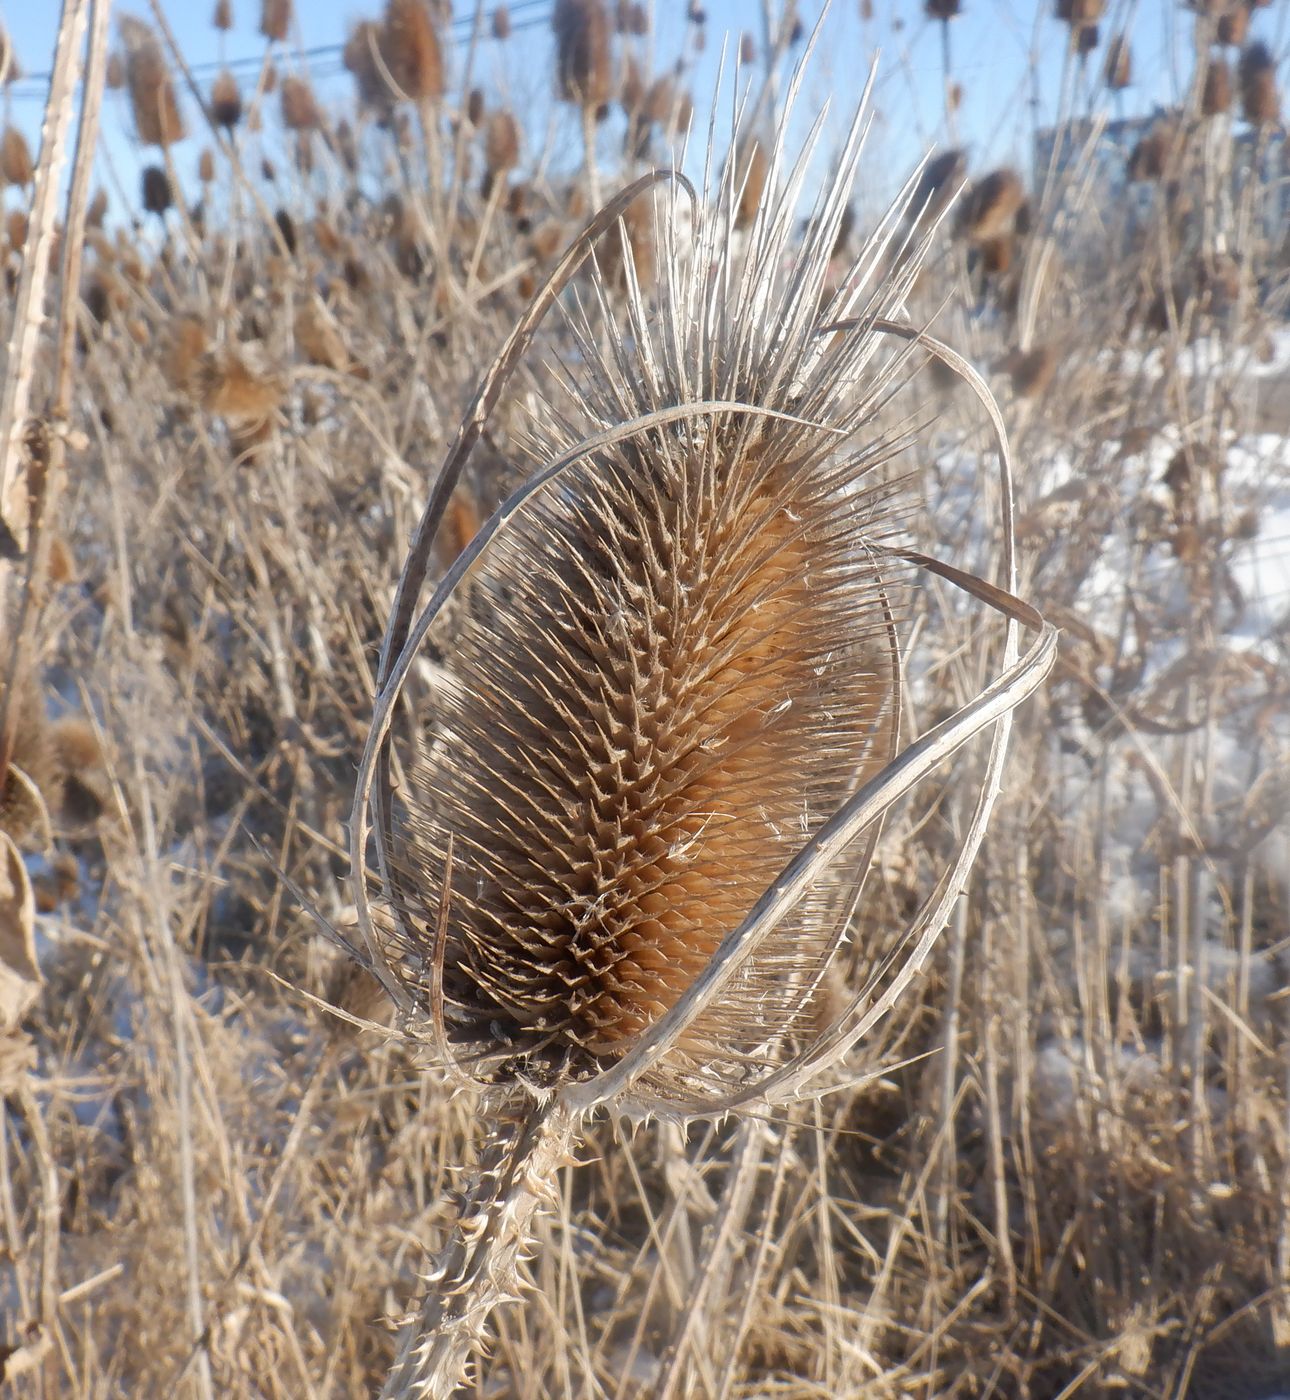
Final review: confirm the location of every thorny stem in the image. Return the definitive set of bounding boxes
[381,1098,580,1399]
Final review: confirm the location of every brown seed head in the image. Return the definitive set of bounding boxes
[141,165,173,216]
[198,147,216,183]
[6,209,28,253]
[213,0,234,30]
[925,0,961,18]
[1104,31,1131,87]
[87,189,109,228]
[281,73,322,130]
[0,667,54,848]
[466,87,486,127]
[120,18,186,146]
[1238,41,1279,124]
[211,70,242,128]
[0,127,33,188]
[105,51,126,89]
[1055,0,1102,21]
[957,167,1025,241]
[492,4,512,40]
[554,0,613,108]
[1202,54,1233,115]
[485,110,520,174]
[383,0,445,102]
[1000,343,1058,398]
[1216,6,1250,45]
[260,0,291,41]
[0,26,21,84]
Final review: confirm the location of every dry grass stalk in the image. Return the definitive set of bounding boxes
[260,0,291,42]
[119,17,186,147]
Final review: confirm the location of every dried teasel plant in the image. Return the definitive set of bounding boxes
[338,58,1055,1396]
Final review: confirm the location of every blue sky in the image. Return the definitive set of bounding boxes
[0,2,1282,219]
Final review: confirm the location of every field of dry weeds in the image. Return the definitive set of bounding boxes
[0,1,1287,1396]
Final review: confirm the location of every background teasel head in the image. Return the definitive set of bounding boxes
[350,83,1053,1121]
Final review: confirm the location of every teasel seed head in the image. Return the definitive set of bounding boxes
[1202,53,1233,115]
[1216,6,1250,46]
[957,167,1025,242]
[554,0,614,109]
[0,25,20,85]
[141,164,172,216]
[281,73,322,131]
[119,17,186,147]
[374,107,947,1114]
[211,70,242,129]
[260,0,291,42]
[1238,41,1279,124]
[1104,31,1132,87]
[0,127,33,189]
[213,0,234,31]
[492,5,512,40]
[105,51,125,90]
[382,0,446,103]
[484,110,520,175]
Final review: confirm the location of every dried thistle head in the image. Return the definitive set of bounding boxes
[0,126,33,188]
[1238,41,1279,124]
[260,0,291,42]
[119,17,186,147]
[140,164,172,216]
[280,74,322,131]
[211,70,242,129]
[1104,31,1132,87]
[382,0,445,103]
[554,0,613,109]
[369,113,954,1116]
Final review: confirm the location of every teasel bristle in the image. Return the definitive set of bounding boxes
[260,0,291,42]
[1104,31,1131,87]
[381,104,928,1112]
[1202,54,1233,115]
[213,0,234,30]
[485,110,520,175]
[141,165,173,217]
[383,0,446,103]
[957,167,1025,242]
[1238,41,1279,124]
[0,126,33,188]
[281,73,322,131]
[211,70,242,128]
[119,17,186,147]
[554,0,613,108]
